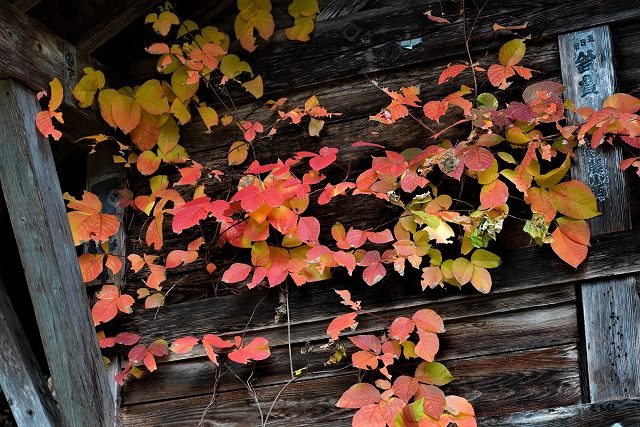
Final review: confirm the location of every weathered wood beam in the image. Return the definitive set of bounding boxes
[0,278,62,426]
[126,0,640,97]
[0,1,112,141]
[122,296,578,404]
[119,344,580,425]
[316,0,375,21]
[480,397,640,426]
[115,229,640,359]
[8,0,41,12]
[75,0,162,54]
[0,79,114,426]
[559,25,640,402]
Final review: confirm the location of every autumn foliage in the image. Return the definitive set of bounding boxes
[34,1,640,425]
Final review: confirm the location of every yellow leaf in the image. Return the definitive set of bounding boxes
[150,11,179,36]
[158,144,188,164]
[220,54,253,79]
[72,67,105,108]
[171,98,191,125]
[157,117,180,153]
[498,39,526,67]
[221,115,233,126]
[285,16,315,42]
[535,155,571,188]
[135,79,170,115]
[308,117,324,136]
[242,76,264,99]
[470,265,492,293]
[48,78,64,111]
[171,66,200,101]
[228,141,249,166]
[197,104,219,131]
[177,20,199,38]
[288,0,320,17]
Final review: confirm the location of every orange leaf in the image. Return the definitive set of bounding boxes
[438,64,468,85]
[480,179,509,209]
[170,336,199,354]
[65,191,120,245]
[411,309,445,333]
[78,254,104,282]
[111,94,141,134]
[551,217,590,268]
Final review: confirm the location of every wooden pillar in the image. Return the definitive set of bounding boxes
[0,79,114,426]
[0,277,62,426]
[559,26,640,401]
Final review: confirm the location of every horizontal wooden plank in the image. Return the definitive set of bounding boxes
[480,398,640,426]
[119,344,581,425]
[121,301,577,404]
[129,0,640,99]
[115,229,640,345]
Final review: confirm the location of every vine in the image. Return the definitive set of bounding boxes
[33,1,640,426]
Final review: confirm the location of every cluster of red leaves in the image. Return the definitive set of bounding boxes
[330,297,476,427]
[115,334,270,385]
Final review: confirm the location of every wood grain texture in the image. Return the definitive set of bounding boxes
[124,0,640,97]
[0,1,112,141]
[121,301,577,404]
[559,25,640,402]
[119,344,581,425]
[316,0,376,21]
[0,278,61,426]
[0,79,114,426]
[480,397,640,426]
[8,0,41,12]
[75,0,162,53]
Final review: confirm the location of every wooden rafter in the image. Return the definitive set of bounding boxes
[75,0,162,54]
[0,1,112,141]
[8,0,41,12]
[0,79,115,426]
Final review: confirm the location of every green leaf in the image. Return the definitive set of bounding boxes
[477,93,498,109]
[470,249,501,269]
[414,361,455,386]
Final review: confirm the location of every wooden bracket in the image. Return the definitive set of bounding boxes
[559,25,640,402]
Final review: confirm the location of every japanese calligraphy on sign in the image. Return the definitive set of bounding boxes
[571,31,599,99]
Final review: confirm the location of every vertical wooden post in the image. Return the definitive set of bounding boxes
[0,277,62,426]
[0,79,114,426]
[559,26,640,402]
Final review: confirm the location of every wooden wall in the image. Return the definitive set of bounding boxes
[113,1,640,425]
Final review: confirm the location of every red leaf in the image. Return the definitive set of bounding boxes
[424,10,451,24]
[352,141,386,149]
[334,289,361,311]
[389,317,415,342]
[412,309,445,333]
[228,337,270,364]
[115,332,141,346]
[349,335,381,353]
[352,350,379,370]
[352,404,386,427]
[327,312,358,340]
[296,216,320,244]
[438,64,468,85]
[171,197,211,234]
[393,375,419,402]
[336,383,381,409]
[221,263,252,283]
[463,145,494,171]
[414,331,439,362]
